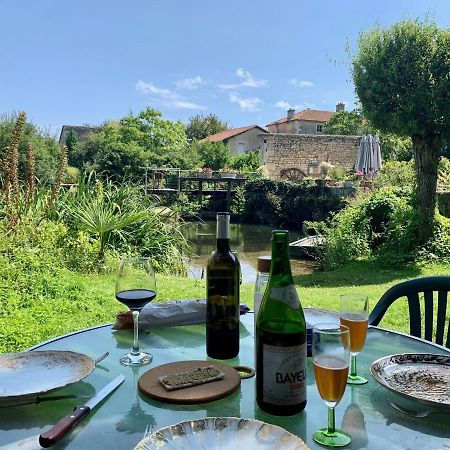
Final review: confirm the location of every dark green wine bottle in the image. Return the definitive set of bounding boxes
[206,212,240,359]
[256,230,307,415]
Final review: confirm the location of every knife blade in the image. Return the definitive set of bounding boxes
[0,394,78,408]
[39,374,125,448]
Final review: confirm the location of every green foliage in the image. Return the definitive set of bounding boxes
[352,19,450,243]
[66,165,80,184]
[194,141,232,171]
[186,113,228,142]
[0,113,61,183]
[319,184,450,268]
[321,189,414,268]
[75,108,189,180]
[242,179,345,228]
[329,166,350,181]
[438,157,450,190]
[70,186,147,260]
[373,160,415,192]
[325,109,413,161]
[353,20,450,139]
[325,110,367,135]
[229,150,260,174]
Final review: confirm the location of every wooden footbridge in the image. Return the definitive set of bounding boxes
[144,167,247,213]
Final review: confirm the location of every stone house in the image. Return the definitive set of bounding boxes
[200,125,268,154]
[267,103,345,135]
[261,133,361,179]
[59,125,101,146]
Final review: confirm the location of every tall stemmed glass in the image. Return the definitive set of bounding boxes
[312,323,351,447]
[340,294,369,385]
[116,257,156,366]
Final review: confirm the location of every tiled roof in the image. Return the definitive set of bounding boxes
[200,125,268,143]
[266,109,334,126]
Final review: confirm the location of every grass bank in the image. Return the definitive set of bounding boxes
[2,261,448,353]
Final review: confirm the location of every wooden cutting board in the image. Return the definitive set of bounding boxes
[138,360,241,404]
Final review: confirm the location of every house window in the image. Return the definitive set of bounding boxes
[316,124,323,133]
[237,142,246,153]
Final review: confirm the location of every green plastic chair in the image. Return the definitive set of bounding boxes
[369,276,450,348]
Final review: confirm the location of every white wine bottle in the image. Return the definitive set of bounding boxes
[206,212,240,359]
[256,230,307,415]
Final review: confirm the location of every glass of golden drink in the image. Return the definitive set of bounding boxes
[340,294,369,385]
[312,323,351,447]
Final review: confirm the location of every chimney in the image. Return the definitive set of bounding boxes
[287,108,295,121]
[336,102,345,112]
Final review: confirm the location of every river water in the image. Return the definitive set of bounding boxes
[183,222,318,284]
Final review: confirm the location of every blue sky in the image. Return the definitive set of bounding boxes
[2,0,450,136]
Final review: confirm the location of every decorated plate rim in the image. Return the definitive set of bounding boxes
[134,416,309,449]
[370,352,450,410]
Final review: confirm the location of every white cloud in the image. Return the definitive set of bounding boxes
[135,80,179,100]
[274,101,305,110]
[172,100,206,109]
[175,76,204,90]
[229,92,262,111]
[275,101,291,109]
[290,78,314,88]
[217,68,268,90]
[135,80,206,110]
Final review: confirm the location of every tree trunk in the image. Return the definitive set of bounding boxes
[412,134,441,244]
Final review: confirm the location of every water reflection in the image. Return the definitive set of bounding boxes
[184,222,318,283]
[116,368,156,435]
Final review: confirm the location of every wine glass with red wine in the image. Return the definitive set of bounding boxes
[116,257,156,366]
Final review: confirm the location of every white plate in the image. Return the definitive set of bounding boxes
[370,353,450,410]
[134,417,309,450]
[0,350,95,401]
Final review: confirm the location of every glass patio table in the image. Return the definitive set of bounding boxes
[1,313,449,449]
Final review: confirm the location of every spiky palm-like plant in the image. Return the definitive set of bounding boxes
[71,190,147,260]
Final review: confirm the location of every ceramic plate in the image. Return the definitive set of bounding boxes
[0,350,95,401]
[370,353,450,410]
[134,417,309,450]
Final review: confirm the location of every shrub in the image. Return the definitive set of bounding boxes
[373,160,415,192]
[229,151,260,174]
[320,186,450,268]
[241,179,345,228]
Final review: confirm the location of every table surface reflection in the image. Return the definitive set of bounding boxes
[1,313,449,449]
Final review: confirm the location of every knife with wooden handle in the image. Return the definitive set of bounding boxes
[39,374,125,448]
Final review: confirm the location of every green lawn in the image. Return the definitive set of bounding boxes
[67,260,450,336]
[1,261,448,353]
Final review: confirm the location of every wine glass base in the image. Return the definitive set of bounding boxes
[313,428,351,447]
[120,351,153,366]
[347,374,368,385]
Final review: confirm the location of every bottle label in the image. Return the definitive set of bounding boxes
[268,285,299,309]
[262,343,306,405]
[263,344,306,406]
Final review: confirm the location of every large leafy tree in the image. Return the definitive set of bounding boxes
[186,113,228,142]
[325,110,412,161]
[352,20,450,242]
[79,108,189,179]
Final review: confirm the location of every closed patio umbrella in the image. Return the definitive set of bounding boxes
[355,135,382,177]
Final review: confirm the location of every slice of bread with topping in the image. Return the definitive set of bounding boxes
[158,366,225,391]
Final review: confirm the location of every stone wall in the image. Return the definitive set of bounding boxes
[261,133,361,177]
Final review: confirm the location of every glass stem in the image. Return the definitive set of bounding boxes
[327,406,336,434]
[131,310,140,355]
[350,355,357,378]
